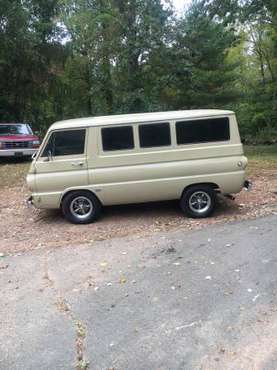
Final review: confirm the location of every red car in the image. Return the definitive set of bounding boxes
[0,123,40,158]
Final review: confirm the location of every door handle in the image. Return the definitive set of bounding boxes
[71,162,84,167]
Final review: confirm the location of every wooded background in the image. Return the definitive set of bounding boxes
[0,0,276,143]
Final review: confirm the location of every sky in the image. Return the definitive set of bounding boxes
[172,0,192,13]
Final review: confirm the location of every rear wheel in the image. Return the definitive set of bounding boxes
[180,185,216,218]
[62,191,102,224]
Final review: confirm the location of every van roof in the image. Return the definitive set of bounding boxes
[51,109,234,130]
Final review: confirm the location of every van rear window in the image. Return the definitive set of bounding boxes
[102,126,134,151]
[139,122,171,148]
[176,118,230,145]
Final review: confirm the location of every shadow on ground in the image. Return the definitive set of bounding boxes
[39,196,238,225]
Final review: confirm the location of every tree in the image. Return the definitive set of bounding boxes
[112,0,173,112]
[204,0,277,141]
[60,0,122,115]
[60,0,173,115]
[0,0,276,143]
[171,0,238,109]
[0,0,65,131]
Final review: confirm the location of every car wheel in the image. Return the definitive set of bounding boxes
[180,185,216,218]
[62,191,102,224]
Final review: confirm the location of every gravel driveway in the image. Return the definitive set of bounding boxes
[1,162,277,255]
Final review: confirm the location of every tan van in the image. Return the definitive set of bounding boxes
[26,110,250,224]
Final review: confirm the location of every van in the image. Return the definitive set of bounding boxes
[26,110,250,224]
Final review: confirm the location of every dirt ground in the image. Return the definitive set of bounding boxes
[0,159,277,255]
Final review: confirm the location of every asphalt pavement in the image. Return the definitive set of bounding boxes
[1,215,277,370]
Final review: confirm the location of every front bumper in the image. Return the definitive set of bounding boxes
[0,148,38,157]
[26,191,61,209]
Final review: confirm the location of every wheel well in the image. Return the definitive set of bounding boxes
[60,189,102,207]
[181,182,220,197]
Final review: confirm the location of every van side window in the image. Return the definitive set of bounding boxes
[176,117,230,145]
[102,126,134,151]
[139,122,171,148]
[42,129,86,157]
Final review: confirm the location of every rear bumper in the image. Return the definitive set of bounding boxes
[0,148,37,157]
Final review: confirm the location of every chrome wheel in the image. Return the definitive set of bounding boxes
[70,196,93,220]
[188,191,211,214]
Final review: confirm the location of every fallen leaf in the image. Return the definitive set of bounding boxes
[0,264,9,270]
[119,276,126,284]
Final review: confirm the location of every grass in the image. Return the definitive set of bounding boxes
[245,144,277,175]
[245,144,277,161]
[0,145,276,189]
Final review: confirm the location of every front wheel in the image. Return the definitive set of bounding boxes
[62,191,102,224]
[180,185,216,218]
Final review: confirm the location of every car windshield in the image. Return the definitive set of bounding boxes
[0,124,32,136]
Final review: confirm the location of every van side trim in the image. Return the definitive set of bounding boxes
[91,170,244,188]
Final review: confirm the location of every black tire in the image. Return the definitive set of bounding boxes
[61,191,102,224]
[180,185,216,218]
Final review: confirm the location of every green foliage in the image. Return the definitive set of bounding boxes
[204,0,277,142]
[245,144,277,160]
[0,0,276,142]
[0,0,66,132]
